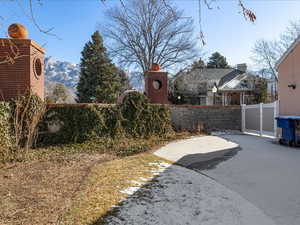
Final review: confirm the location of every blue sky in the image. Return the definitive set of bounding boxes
[1,0,300,70]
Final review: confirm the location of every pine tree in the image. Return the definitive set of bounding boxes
[207,52,230,69]
[77,31,122,103]
[254,78,268,103]
[115,67,132,92]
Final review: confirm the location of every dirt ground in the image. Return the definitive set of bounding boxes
[0,153,116,225]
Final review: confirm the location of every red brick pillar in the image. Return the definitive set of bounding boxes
[144,71,168,104]
[0,38,46,101]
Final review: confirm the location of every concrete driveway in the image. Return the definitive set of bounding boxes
[154,136,239,167]
[190,134,300,225]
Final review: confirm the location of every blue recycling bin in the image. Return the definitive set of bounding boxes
[276,116,300,146]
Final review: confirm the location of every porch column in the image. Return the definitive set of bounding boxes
[240,93,242,105]
[242,92,245,105]
[222,93,225,106]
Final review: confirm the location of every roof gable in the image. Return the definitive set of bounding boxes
[219,74,256,91]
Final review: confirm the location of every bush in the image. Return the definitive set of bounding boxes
[121,92,173,137]
[0,102,13,157]
[43,104,123,144]
[42,92,174,145]
[11,92,46,149]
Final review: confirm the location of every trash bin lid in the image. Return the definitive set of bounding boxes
[276,116,300,120]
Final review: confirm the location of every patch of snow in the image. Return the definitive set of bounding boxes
[107,164,276,225]
[149,162,171,168]
[120,187,140,195]
[131,181,144,186]
[139,177,149,181]
[120,163,171,196]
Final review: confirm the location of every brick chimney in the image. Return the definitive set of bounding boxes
[237,63,247,72]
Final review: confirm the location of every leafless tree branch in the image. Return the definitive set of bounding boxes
[252,20,300,82]
[103,0,198,76]
[0,0,59,65]
[252,39,278,81]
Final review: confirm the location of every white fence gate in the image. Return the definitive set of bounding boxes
[241,101,278,137]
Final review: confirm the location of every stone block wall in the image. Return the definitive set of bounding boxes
[170,105,241,132]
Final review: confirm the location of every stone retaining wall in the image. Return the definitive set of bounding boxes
[170,105,241,132]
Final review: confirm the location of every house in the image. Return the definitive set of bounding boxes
[171,64,259,105]
[276,35,300,116]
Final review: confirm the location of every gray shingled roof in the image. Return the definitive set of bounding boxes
[176,68,244,86]
[173,68,253,95]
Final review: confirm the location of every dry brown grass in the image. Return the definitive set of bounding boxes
[0,132,192,225]
[0,153,116,225]
[61,154,170,225]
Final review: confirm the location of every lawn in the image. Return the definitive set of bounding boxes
[0,133,190,225]
[62,153,171,225]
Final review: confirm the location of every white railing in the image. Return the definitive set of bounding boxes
[241,101,279,137]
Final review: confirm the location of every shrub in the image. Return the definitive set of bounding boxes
[42,92,174,145]
[43,104,123,144]
[0,102,13,157]
[121,92,173,137]
[11,92,47,149]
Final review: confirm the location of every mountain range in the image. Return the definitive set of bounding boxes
[45,57,80,93]
[45,57,143,93]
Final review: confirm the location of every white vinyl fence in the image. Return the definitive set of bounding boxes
[241,101,278,137]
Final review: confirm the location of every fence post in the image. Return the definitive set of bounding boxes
[273,101,278,137]
[241,104,246,132]
[260,103,263,136]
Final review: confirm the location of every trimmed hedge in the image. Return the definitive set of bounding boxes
[42,92,173,144]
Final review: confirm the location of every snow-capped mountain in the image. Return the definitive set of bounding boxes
[45,57,80,92]
[44,56,143,92]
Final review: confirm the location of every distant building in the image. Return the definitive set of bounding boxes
[171,63,261,105]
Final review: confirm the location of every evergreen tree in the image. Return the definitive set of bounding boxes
[52,83,69,103]
[77,31,122,103]
[254,78,268,103]
[114,67,132,92]
[207,52,230,69]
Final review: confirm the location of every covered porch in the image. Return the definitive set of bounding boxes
[217,90,255,106]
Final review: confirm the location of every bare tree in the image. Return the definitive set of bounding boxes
[252,39,279,80]
[0,0,255,67]
[279,19,300,53]
[252,19,300,81]
[104,0,198,74]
